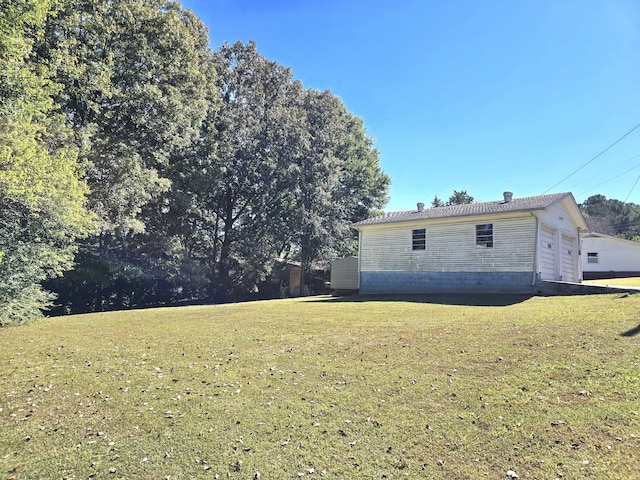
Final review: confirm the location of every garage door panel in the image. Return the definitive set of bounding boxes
[561,234,576,282]
[540,227,556,280]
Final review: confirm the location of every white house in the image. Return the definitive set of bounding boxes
[581,232,640,280]
[352,192,589,294]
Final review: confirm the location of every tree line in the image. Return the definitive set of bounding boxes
[0,0,390,324]
[580,194,640,241]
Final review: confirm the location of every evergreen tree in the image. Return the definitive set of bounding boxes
[431,195,445,208]
[446,190,474,206]
[581,194,640,239]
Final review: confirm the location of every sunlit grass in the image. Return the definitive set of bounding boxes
[584,277,640,287]
[1,294,639,479]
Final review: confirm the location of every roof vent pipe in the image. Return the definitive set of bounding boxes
[417,202,425,212]
[503,191,513,203]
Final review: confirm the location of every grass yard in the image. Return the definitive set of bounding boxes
[1,293,639,479]
[583,277,640,287]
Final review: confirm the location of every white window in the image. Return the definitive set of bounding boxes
[587,252,598,264]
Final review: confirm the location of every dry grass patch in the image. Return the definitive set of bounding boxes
[1,294,639,479]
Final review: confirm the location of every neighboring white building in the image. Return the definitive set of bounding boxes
[582,232,640,280]
[352,192,589,294]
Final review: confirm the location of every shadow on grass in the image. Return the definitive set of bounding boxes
[621,324,640,337]
[323,293,533,307]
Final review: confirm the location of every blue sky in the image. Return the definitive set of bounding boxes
[180,0,640,211]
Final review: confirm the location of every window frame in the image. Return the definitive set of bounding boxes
[412,228,426,251]
[475,223,494,248]
[587,252,598,264]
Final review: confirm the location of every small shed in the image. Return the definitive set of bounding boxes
[330,256,359,291]
[582,232,640,279]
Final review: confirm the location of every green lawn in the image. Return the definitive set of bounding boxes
[1,293,639,479]
[584,277,640,287]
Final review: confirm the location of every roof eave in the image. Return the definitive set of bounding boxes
[551,193,589,232]
[352,206,547,229]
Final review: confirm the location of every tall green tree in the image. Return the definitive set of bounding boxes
[132,78,221,305]
[38,0,220,313]
[208,40,302,300]
[580,194,640,239]
[0,0,94,324]
[430,191,474,209]
[35,0,216,236]
[180,41,389,299]
[286,89,389,293]
[446,190,474,206]
[335,111,390,226]
[43,34,389,311]
[431,195,445,208]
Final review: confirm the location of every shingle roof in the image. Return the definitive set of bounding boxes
[353,192,573,227]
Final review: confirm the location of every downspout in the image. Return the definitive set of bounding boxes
[357,229,362,290]
[531,212,539,286]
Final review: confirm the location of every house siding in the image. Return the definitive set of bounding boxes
[358,214,537,294]
[582,235,640,279]
[359,214,536,273]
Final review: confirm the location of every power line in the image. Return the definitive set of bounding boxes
[566,153,640,191]
[602,219,640,229]
[581,217,640,234]
[542,122,640,194]
[575,162,640,197]
[623,174,640,203]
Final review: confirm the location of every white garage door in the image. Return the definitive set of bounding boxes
[539,226,556,280]
[561,233,577,282]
